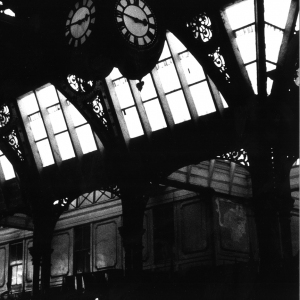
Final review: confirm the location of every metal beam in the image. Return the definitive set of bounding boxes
[0,215,33,231]
[254,0,267,99]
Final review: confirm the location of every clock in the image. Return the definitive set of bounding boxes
[114,0,158,48]
[65,0,96,47]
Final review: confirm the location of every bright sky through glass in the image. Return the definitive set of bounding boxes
[264,0,291,29]
[143,99,167,131]
[190,82,216,116]
[265,25,283,63]
[156,59,181,93]
[225,0,254,30]
[55,132,75,160]
[235,25,256,64]
[166,91,191,124]
[0,154,15,180]
[180,52,206,84]
[76,124,97,154]
[123,107,144,138]
[36,139,54,167]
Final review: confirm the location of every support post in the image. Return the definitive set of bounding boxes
[118,182,149,278]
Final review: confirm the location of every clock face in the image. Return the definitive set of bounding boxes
[115,0,157,48]
[65,0,96,47]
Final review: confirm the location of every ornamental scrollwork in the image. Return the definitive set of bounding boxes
[87,95,109,130]
[67,74,94,94]
[0,104,10,128]
[186,12,213,42]
[217,149,249,167]
[53,197,68,208]
[4,129,24,161]
[208,47,231,82]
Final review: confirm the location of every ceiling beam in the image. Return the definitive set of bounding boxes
[254,0,267,99]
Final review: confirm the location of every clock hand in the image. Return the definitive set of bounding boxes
[66,14,90,30]
[123,12,148,26]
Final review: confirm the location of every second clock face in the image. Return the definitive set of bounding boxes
[115,0,157,48]
[66,0,96,47]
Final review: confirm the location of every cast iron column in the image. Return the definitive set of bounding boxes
[118,182,149,277]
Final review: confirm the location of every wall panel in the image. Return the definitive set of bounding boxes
[51,232,70,277]
[25,240,33,282]
[180,200,208,254]
[0,246,7,288]
[94,221,117,270]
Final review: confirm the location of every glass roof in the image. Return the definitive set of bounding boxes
[106,32,221,138]
[1,1,295,175]
[18,84,98,169]
[225,0,295,95]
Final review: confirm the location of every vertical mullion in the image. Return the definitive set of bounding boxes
[57,93,84,160]
[221,10,255,96]
[206,75,225,117]
[151,68,175,130]
[166,33,198,123]
[105,76,130,147]
[128,80,152,139]
[17,94,43,171]
[35,91,62,166]
[255,0,267,99]
[271,0,299,95]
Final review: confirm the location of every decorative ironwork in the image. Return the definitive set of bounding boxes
[217,149,249,167]
[208,47,230,82]
[53,198,68,208]
[0,104,10,128]
[68,188,120,210]
[186,12,213,42]
[4,130,24,161]
[67,74,94,93]
[87,95,109,130]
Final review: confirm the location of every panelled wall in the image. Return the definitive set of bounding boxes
[0,160,298,296]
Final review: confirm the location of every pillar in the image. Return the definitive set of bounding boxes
[118,182,149,277]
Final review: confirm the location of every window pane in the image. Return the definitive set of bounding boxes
[143,99,167,131]
[55,132,75,160]
[235,25,256,64]
[16,265,23,285]
[166,90,191,124]
[138,74,157,101]
[19,92,39,115]
[36,139,55,167]
[76,124,97,154]
[264,0,291,29]
[167,32,186,52]
[158,41,171,61]
[36,85,59,107]
[245,62,257,94]
[48,106,67,134]
[109,67,122,80]
[11,266,17,285]
[265,24,283,63]
[30,117,47,141]
[267,62,276,95]
[226,0,254,30]
[190,82,216,116]
[114,78,135,108]
[123,107,144,138]
[180,51,206,84]
[0,156,15,180]
[220,93,229,108]
[157,59,181,93]
[69,103,87,127]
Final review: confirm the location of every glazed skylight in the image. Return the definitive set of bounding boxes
[106,31,222,139]
[18,84,98,169]
[225,0,296,96]
[0,151,15,180]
